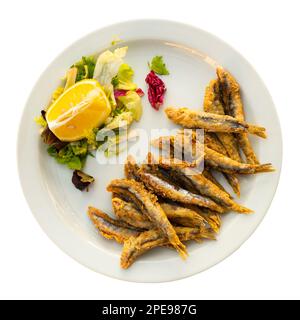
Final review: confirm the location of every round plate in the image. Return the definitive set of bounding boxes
[17,20,282,282]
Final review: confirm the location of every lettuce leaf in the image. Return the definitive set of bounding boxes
[64,67,78,90]
[93,47,128,107]
[96,112,133,141]
[73,56,96,82]
[70,140,88,156]
[47,141,88,170]
[118,91,143,121]
[84,128,98,150]
[113,64,137,91]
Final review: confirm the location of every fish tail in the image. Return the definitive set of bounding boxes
[120,239,133,269]
[200,229,217,240]
[223,173,240,197]
[247,124,267,138]
[172,240,188,259]
[208,220,221,234]
[231,202,254,214]
[236,133,260,165]
[254,163,275,173]
[194,215,206,226]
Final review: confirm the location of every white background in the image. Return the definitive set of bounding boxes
[0,0,299,300]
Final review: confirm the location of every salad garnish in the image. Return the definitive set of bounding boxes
[72,56,96,82]
[112,63,137,91]
[35,46,144,189]
[148,55,169,75]
[72,170,95,191]
[145,56,169,110]
[145,70,166,110]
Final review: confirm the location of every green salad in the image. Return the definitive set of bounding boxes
[35,46,144,190]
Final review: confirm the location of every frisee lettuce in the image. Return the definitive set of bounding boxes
[113,64,137,91]
[47,140,88,170]
[84,128,98,150]
[72,56,96,82]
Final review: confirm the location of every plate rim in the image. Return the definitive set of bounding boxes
[17,19,283,283]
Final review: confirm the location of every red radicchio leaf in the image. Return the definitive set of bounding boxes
[114,88,145,99]
[135,88,145,97]
[72,170,95,191]
[145,71,166,110]
[114,89,127,99]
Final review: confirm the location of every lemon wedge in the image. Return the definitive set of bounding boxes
[46,79,111,141]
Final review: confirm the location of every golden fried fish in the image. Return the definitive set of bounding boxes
[137,167,225,213]
[205,147,274,174]
[121,226,216,269]
[112,197,153,229]
[87,206,141,243]
[203,79,242,162]
[216,67,259,164]
[165,107,267,138]
[148,153,252,214]
[107,179,187,258]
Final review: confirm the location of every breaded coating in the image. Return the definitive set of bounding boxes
[205,147,274,174]
[121,226,216,269]
[217,67,259,164]
[165,107,267,138]
[87,206,140,243]
[204,79,242,162]
[107,179,187,258]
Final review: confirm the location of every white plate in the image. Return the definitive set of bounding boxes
[17,20,282,282]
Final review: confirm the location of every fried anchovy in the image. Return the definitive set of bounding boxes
[149,153,251,213]
[223,173,241,197]
[236,134,259,164]
[217,67,260,164]
[107,179,187,258]
[151,135,271,175]
[202,131,240,196]
[151,135,203,167]
[165,106,266,138]
[205,146,274,174]
[202,168,232,198]
[204,129,240,196]
[204,79,242,162]
[186,205,222,234]
[182,168,250,213]
[124,155,142,180]
[87,206,141,243]
[160,202,206,227]
[204,132,225,155]
[154,130,204,164]
[112,197,153,229]
[180,129,240,196]
[121,226,216,269]
[152,134,240,196]
[137,166,225,213]
[112,195,206,229]
[216,68,243,120]
[203,79,225,115]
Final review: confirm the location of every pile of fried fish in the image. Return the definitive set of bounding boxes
[88,67,274,269]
